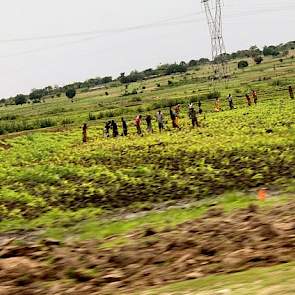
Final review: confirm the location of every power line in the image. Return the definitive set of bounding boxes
[0,11,204,44]
[0,4,294,59]
[1,2,294,45]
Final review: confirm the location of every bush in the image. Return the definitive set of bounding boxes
[130,97,142,102]
[0,114,17,121]
[207,91,221,100]
[238,60,249,69]
[65,88,76,100]
[61,118,74,125]
[88,113,97,121]
[38,118,56,128]
[254,56,263,64]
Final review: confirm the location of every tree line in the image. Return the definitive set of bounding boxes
[1,40,294,107]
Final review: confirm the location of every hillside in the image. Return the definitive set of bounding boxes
[0,52,295,294]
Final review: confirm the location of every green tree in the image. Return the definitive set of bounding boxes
[14,94,27,105]
[29,89,44,103]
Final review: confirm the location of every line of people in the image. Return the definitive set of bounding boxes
[214,90,258,112]
[102,102,203,138]
[81,85,293,142]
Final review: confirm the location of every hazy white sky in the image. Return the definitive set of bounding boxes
[0,0,294,98]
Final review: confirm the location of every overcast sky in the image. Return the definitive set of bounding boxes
[0,0,294,98]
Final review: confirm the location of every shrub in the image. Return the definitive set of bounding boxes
[207,91,221,100]
[254,56,263,64]
[238,60,249,69]
[65,88,76,100]
[61,118,74,125]
[88,113,97,121]
[38,118,56,129]
[131,97,142,102]
[0,114,17,121]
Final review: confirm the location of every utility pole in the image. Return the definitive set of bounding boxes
[201,0,229,81]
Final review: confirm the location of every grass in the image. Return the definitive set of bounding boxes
[143,263,295,295]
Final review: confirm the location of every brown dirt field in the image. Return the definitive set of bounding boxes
[0,202,295,294]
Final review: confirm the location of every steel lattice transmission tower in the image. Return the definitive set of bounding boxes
[201,0,229,80]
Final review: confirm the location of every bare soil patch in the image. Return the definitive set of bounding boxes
[1,202,295,294]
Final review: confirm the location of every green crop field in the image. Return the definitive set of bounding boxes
[0,52,295,295]
[0,54,294,224]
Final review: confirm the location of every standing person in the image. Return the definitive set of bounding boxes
[174,104,181,127]
[227,94,234,110]
[246,94,252,107]
[252,90,258,105]
[134,115,142,135]
[121,118,128,136]
[169,107,178,128]
[111,120,119,138]
[214,97,221,112]
[145,115,153,133]
[82,123,88,143]
[189,106,199,128]
[198,99,203,114]
[104,121,112,138]
[156,110,165,133]
[289,86,294,99]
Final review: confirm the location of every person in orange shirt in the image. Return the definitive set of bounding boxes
[214,97,221,112]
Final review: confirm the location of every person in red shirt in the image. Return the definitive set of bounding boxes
[134,115,142,135]
[246,94,251,107]
[252,90,258,105]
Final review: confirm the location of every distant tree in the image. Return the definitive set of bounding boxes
[238,60,249,69]
[249,45,262,57]
[101,76,112,84]
[198,58,210,64]
[14,94,27,105]
[263,46,280,57]
[29,89,44,103]
[165,63,187,75]
[65,88,76,100]
[254,56,263,64]
[188,60,198,67]
[282,50,289,57]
